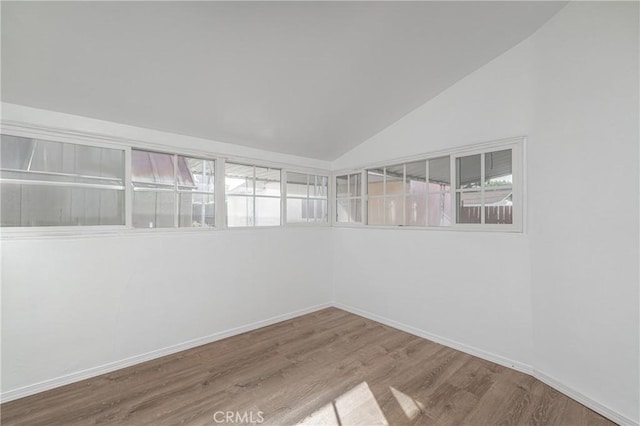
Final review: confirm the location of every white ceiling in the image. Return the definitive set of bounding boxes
[1,2,565,160]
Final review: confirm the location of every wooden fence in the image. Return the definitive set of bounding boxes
[460,205,512,224]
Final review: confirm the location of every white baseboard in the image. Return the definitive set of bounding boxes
[0,302,332,403]
[533,370,638,426]
[3,301,636,426]
[333,302,533,374]
[333,302,637,426]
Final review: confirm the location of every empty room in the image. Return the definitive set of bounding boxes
[1,1,638,425]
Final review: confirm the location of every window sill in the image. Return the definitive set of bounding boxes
[332,223,524,234]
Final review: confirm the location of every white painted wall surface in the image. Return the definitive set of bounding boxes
[529,3,639,423]
[332,18,536,369]
[1,228,332,396]
[332,3,638,424]
[0,105,334,399]
[1,3,638,424]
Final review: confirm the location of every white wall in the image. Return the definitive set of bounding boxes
[332,15,536,370]
[1,3,638,424]
[2,228,332,397]
[332,2,638,424]
[529,2,639,423]
[0,106,334,400]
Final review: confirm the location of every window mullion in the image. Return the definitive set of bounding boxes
[425,159,430,227]
[383,167,387,225]
[480,152,485,225]
[252,166,256,227]
[282,170,287,225]
[402,164,406,226]
[173,154,179,228]
[216,158,226,229]
[451,155,457,226]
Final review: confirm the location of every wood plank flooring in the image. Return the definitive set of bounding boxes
[1,308,614,425]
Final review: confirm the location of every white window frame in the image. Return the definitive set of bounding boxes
[283,170,330,227]
[130,148,216,230]
[224,161,283,229]
[333,136,525,233]
[0,124,131,235]
[333,171,366,226]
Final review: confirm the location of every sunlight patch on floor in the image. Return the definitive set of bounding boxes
[390,386,425,420]
[298,382,388,426]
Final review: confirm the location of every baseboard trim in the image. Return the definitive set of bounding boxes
[0,302,332,404]
[533,369,638,426]
[333,302,637,426]
[3,302,637,426]
[333,302,533,374]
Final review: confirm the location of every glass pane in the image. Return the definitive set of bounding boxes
[75,144,123,180]
[485,191,513,224]
[149,152,175,185]
[227,195,253,227]
[97,147,126,180]
[406,161,427,195]
[255,167,281,196]
[1,135,34,170]
[132,191,175,228]
[485,149,512,186]
[1,184,124,227]
[132,150,154,183]
[456,154,481,189]
[336,199,349,222]
[350,199,362,223]
[1,135,124,183]
[178,157,214,193]
[310,175,328,198]
[225,163,254,195]
[311,199,328,222]
[457,191,481,224]
[26,139,63,173]
[287,198,306,223]
[349,173,361,197]
[405,194,426,227]
[367,197,384,225]
[69,187,124,226]
[287,172,308,197]
[429,156,450,191]
[179,193,214,227]
[428,192,452,226]
[0,183,21,226]
[385,165,404,198]
[132,150,174,185]
[255,196,280,226]
[367,169,384,196]
[336,175,348,197]
[385,196,403,225]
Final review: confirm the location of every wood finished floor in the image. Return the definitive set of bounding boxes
[1,308,614,426]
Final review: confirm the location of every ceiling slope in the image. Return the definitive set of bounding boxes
[1,1,565,160]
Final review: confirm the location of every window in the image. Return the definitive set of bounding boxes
[455,148,513,225]
[225,163,281,227]
[366,157,451,227]
[286,172,328,224]
[0,134,125,227]
[335,173,362,223]
[131,149,215,228]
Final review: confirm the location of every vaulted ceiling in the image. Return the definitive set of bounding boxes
[1,1,565,160]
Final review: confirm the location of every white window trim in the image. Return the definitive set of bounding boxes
[332,136,526,233]
[130,148,216,230]
[0,122,331,238]
[283,170,330,227]
[224,162,283,229]
[333,171,366,226]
